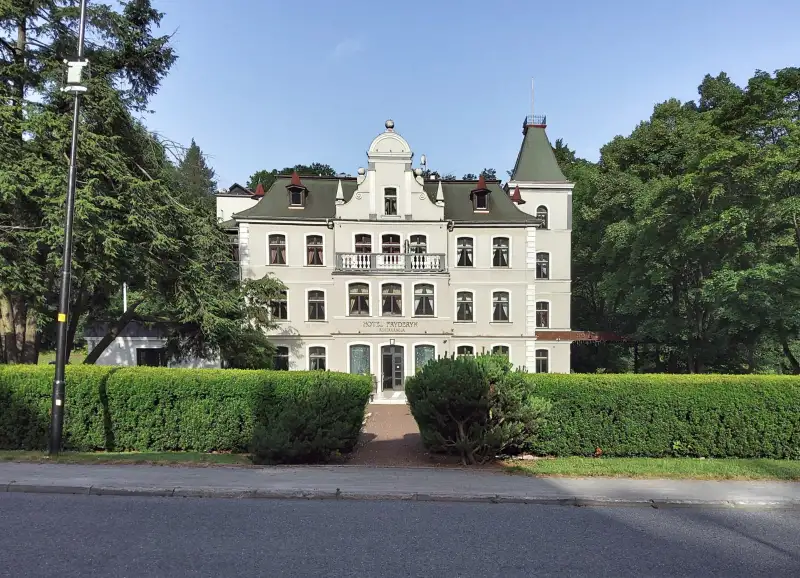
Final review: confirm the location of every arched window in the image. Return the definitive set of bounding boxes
[409,234,427,254]
[535,301,549,328]
[536,252,550,279]
[349,344,371,375]
[456,345,474,356]
[492,345,510,358]
[309,346,327,371]
[456,291,474,322]
[382,234,401,254]
[274,346,289,370]
[308,290,325,321]
[381,283,402,316]
[269,234,286,265]
[492,237,509,267]
[384,188,398,215]
[536,205,549,229]
[456,237,474,267]
[492,291,509,322]
[348,283,370,316]
[270,290,288,320]
[414,284,435,316]
[306,235,323,266]
[414,344,436,372]
[535,349,549,373]
[354,234,372,253]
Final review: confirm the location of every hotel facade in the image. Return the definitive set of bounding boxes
[217,115,574,400]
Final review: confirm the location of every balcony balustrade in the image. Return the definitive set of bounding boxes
[335,252,446,273]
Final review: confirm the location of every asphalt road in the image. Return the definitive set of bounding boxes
[1,493,799,577]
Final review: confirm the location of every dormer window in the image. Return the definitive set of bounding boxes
[470,175,490,213]
[384,188,398,216]
[285,171,307,208]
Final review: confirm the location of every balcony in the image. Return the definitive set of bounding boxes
[335,252,447,273]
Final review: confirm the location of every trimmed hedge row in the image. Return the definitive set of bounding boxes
[0,366,372,463]
[526,374,800,459]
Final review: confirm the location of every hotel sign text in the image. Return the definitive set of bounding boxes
[361,321,419,333]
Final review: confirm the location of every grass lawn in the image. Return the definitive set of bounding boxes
[502,457,800,481]
[38,350,87,365]
[0,451,253,467]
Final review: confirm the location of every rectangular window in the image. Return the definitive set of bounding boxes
[274,346,289,370]
[492,237,509,267]
[308,290,325,321]
[349,283,370,316]
[381,283,402,316]
[456,238,473,267]
[456,345,474,356]
[349,344,371,375]
[354,234,372,254]
[136,348,167,367]
[536,252,550,279]
[535,301,549,328]
[269,234,286,265]
[290,190,304,206]
[384,188,398,215]
[492,345,510,358]
[474,192,488,211]
[456,291,474,322]
[382,234,401,254]
[535,349,549,373]
[414,284,435,317]
[414,345,436,372]
[306,235,323,266]
[492,291,509,322]
[270,290,288,320]
[309,346,326,371]
[536,206,549,229]
[409,234,427,254]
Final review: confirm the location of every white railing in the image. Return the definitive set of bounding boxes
[336,252,446,273]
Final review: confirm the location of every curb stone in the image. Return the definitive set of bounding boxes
[3,483,800,509]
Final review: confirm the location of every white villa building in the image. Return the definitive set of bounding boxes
[216,115,574,400]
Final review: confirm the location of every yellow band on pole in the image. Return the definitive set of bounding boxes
[57,313,67,323]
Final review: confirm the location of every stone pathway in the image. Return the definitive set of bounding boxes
[348,405,432,467]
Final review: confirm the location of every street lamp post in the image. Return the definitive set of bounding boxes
[49,0,89,456]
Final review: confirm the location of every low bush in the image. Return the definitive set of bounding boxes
[0,366,372,463]
[526,374,800,459]
[250,371,372,464]
[406,354,551,465]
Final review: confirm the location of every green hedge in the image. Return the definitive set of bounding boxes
[0,366,372,462]
[526,374,800,459]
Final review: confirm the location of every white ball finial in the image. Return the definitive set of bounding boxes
[357,167,366,176]
[414,168,422,176]
[385,119,395,130]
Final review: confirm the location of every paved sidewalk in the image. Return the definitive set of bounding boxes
[1,462,799,508]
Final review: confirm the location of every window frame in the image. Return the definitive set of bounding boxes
[305,233,325,266]
[307,345,327,371]
[455,344,475,357]
[491,344,511,359]
[455,236,475,268]
[270,289,289,321]
[381,233,402,254]
[346,342,372,375]
[455,290,475,323]
[535,348,550,373]
[380,282,403,317]
[347,281,371,317]
[536,205,549,229]
[473,192,488,212]
[268,233,288,266]
[289,188,305,207]
[306,288,327,322]
[353,233,373,254]
[491,290,511,323]
[536,252,550,279]
[408,234,427,254]
[413,283,436,317]
[383,187,398,216]
[535,300,550,328]
[273,345,290,370]
[491,236,510,268]
[412,342,438,373]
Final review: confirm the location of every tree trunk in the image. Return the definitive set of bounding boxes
[83,299,145,365]
[781,338,800,375]
[0,291,39,364]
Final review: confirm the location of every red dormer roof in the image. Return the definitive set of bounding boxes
[251,183,265,199]
[287,171,306,189]
[510,185,526,204]
[475,175,487,191]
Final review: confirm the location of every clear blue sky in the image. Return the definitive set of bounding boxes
[146,0,800,187]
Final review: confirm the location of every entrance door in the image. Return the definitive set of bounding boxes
[381,345,404,390]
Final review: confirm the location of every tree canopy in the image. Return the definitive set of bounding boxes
[563,67,800,374]
[247,163,338,191]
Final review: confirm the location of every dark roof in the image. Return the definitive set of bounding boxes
[510,125,568,182]
[216,183,252,197]
[232,176,538,224]
[234,176,358,220]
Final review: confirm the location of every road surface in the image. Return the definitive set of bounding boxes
[1,493,798,577]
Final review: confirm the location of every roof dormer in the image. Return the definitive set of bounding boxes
[470,175,490,213]
[286,171,308,208]
[509,185,526,205]
[251,183,265,200]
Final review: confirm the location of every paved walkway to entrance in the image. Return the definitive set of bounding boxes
[348,405,432,467]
